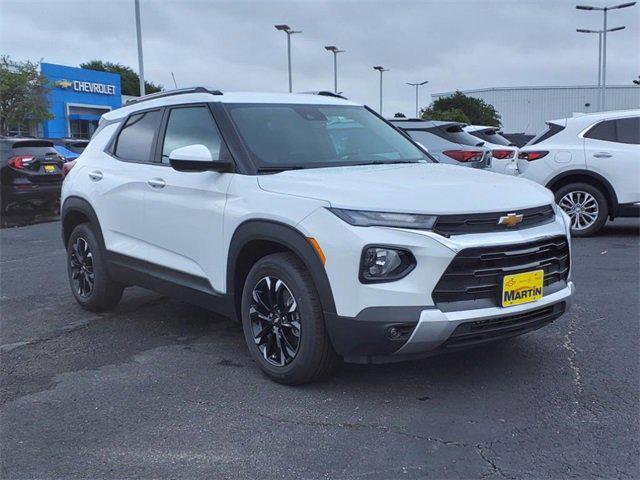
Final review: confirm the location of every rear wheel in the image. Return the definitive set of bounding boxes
[241,252,339,385]
[67,223,124,311]
[555,182,608,237]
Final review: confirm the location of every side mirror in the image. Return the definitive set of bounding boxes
[169,144,233,172]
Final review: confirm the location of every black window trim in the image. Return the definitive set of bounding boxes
[154,102,237,169]
[106,106,164,165]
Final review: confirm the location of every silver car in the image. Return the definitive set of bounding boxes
[390,119,491,169]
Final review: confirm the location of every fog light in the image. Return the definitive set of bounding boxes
[359,246,416,283]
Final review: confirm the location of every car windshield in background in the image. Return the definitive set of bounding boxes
[225,104,431,170]
[470,129,513,146]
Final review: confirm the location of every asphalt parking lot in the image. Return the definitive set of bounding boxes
[1,218,638,479]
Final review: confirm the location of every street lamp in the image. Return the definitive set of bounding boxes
[324,46,345,94]
[373,66,389,115]
[406,80,429,118]
[577,26,625,110]
[576,2,636,109]
[275,24,302,93]
[134,0,145,96]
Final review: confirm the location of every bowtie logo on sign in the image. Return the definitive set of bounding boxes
[55,79,115,95]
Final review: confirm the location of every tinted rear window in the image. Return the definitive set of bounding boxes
[429,124,484,147]
[585,120,616,142]
[527,122,565,145]
[114,110,163,162]
[470,129,512,146]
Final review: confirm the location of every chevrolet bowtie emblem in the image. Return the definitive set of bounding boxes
[55,79,73,89]
[498,213,524,227]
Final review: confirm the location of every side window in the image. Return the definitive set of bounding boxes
[585,120,616,142]
[615,117,640,145]
[114,110,162,162]
[161,107,224,163]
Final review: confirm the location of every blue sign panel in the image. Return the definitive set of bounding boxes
[41,63,122,138]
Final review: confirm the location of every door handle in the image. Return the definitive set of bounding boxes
[593,152,612,158]
[88,170,103,181]
[147,178,166,189]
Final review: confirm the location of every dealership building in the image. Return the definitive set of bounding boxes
[20,63,123,139]
[431,85,640,134]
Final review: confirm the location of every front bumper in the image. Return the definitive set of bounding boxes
[396,281,574,355]
[333,282,574,363]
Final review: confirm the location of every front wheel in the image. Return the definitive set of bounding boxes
[241,252,339,385]
[555,182,608,237]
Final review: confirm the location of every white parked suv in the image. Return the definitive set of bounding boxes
[463,125,519,176]
[61,88,574,384]
[518,110,640,236]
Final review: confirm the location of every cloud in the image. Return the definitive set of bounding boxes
[1,0,638,116]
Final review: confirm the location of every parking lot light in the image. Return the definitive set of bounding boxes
[373,66,389,115]
[324,46,345,94]
[275,24,302,93]
[406,80,429,118]
[576,2,636,110]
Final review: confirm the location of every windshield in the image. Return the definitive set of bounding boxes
[226,104,431,170]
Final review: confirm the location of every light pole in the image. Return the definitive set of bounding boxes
[134,0,145,96]
[577,27,625,110]
[576,2,636,109]
[324,46,345,94]
[373,66,389,115]
[406,80,429,118]
[275,24,302,93]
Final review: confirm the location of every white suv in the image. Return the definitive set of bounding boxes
[518,110,640,236]
[61,88,574,384]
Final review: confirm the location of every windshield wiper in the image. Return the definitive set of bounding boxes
[353,159,422,166]
[257,165,307,173]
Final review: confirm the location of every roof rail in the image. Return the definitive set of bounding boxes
[125,87,223,106]
[300,90,348,100]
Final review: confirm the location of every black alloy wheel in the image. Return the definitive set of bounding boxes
[249,276,301,366]
[69,236,94,298]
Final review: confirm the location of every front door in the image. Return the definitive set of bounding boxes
[142,105,233,291]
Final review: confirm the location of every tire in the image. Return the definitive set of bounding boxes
[67,223,124,311]
[555,182,609,237]
[241,252,339,385]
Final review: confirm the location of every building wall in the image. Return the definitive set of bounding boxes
[431,86,640,134]
[41,63,122,138]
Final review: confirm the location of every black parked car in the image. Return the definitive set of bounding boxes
[1,138,65,213]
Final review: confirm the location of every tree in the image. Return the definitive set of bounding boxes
[0,56,53,135]
[420,107,470,124]
[427,91,501,126]
[79,60,162,96]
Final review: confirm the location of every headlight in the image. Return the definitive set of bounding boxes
[328,208,437,229]
[360,246,416,283]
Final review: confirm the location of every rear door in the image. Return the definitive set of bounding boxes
[89,109,163,258]
[583,116,640,204]
[142,104,232,288]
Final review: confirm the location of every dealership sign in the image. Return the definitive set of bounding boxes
[55,79,116,95]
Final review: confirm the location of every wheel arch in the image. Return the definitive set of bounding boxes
[227,220,337,324]
[61,196,106,250]
[546,170,619,218]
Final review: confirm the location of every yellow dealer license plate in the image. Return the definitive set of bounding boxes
[44,164,56,173]
[501,269,544,307]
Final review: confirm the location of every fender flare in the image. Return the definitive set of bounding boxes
[60,196,105,250]
[545,169,619,214]
[227,219,337,320]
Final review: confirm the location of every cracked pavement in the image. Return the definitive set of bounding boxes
[1,219,638,479]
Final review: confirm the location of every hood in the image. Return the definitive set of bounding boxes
[257,163,553,214]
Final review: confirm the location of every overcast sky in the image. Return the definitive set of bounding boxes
[1,0,639,115]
